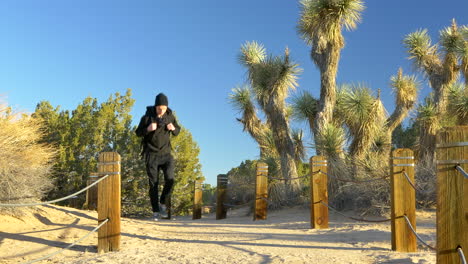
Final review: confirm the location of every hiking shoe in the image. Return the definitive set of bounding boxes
[152,212,160,221]
[159,203,168,218]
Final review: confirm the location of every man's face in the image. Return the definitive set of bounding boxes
[156,105,167,116]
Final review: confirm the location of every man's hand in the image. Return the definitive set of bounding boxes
[147,123,157,132]
[167,123,175,131]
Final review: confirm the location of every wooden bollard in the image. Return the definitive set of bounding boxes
[310,156,328,229]
[436,126,468,263]
[254,162,268,221]
[84,172,99,210]
[390,148,416,252]
[216,174,228,220]
[193,180,203,220]
[97,152,121,253]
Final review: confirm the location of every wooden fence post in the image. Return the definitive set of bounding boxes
[390,148,416,252]
[254,162,268,221]
[310,156,328,229]
[436,126,468,263]
[97,152,121,253]
[216,174,228,220]
[84,172,99,210]
[193,179,203,220]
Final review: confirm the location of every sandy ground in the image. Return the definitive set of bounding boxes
[0,205,436,264]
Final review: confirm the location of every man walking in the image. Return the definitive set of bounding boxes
[136,93,181,220]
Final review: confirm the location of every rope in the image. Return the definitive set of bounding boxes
[226,182,254,188]
[458,247,467,264]
[319,171,391,184]
[402,171,418,191]
[23,218,109,264]
[268,171,321,181]
[223,200,253,209]
[0,174,111,207]
[181,181,195,189]
[402,215,436,251]
[319,201,391,223]
[456,165,468,179]
[267,174,310,181]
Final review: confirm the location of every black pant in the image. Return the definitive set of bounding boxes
[145,153,175,212]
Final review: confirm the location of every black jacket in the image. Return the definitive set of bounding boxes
[135,106,181,156]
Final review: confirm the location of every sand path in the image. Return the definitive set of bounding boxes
[0,205,436,264]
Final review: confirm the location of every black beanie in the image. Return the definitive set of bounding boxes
[155,93,168,106]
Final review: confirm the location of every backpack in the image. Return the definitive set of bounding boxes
[136,106,157,158]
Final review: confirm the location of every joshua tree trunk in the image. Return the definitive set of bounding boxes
[404,23,461,166]
[312,45,341,153]
[265,98,300,192]
[238,118,270,158]
[431,75,452,118]
[418,124,437,164]
[349,135,374,160]
[462,58,468,86]
[418,64,456,163]
[381,105,413,158]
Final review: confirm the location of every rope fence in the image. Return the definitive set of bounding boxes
[227,182,255,188]
[0,151,122,262]
[402,215,436,251]
[0,174,111,208]
[267,171,318,181]
[318,170,392,184]
[23,218,109,264]
[455,165,468,179]
[211,149,444,256]
[223,200,253,209]
[401,170,422,192]
[458,247,467,264]
[319,201,391,223]
[204,134,467,263]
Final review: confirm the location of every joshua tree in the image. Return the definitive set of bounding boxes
[291,129,306,162]
[229,86,272,157]
[447,82,468,125]
[231,88,307,166]
[293,69,418,160]
[404,20,466,162]
[238,41,302,190]
[334,84,387,160]
[458,25,468,84]
[292,91,347,158]
[297,0,365,153]
[292,91,318,135]
[380,69,419,157]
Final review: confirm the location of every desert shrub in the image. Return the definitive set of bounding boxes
[327,155,391,216]
[226,158,310,211]
[327,152,436,216]
[226,160,256,207]
[414,156,436,208]
[0,102,55,214]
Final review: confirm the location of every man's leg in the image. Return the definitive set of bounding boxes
[159,154,175,214]
[145,153,161,213]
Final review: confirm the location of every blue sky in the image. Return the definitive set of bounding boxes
[1,0,467,186]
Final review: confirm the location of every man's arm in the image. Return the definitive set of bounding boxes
[135,115,149,137]
[169,117,181,136]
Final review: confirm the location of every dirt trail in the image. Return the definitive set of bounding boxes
[0,205,436,264]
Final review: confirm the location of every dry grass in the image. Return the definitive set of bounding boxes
[226,159,306,212]
[225,151,436,218]
[414,155,437,208]
[327,152,436,216]
[0,101,55,215]
[327,156,391,216]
